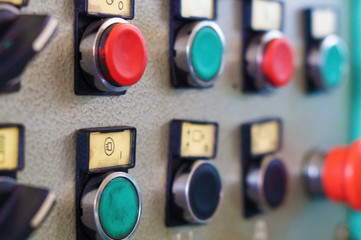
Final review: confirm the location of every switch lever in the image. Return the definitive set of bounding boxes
[0,177,56,240]
[0,3,58,92]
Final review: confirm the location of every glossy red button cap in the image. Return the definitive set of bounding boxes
[344,140,361,210]
[322,147,348,202]
[322,140,361,211]
[104,23,147,87]
[261,37,294,87]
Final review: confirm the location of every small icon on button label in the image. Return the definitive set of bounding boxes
[104,137,115,156]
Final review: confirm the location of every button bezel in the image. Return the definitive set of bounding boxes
[245,30,292,92]
[81,172,142,240]
[79,18,130,93]
[172,160,222,224]
[173,21,226,88]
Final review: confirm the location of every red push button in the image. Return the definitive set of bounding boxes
[102,23,147,87]
[322,140,361,210]
[261,38,294,87]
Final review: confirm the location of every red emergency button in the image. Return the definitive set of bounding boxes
[322,140,361,210]
[261,38,294,87]
[102,23,147,87]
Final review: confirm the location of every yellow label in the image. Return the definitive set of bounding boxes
[251,121,280,155]
[251,0,282,31]
[89,130,132,171]
[180,122,216,158]
[181,0,214,19]
[0,127,19,171]
[87,0,133,18]
[0,0,24,5]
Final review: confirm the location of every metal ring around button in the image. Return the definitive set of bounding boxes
[174,21,226,88]
[302,147,327,197]
[79,18,129,93]
[80,172,142,240]
[172,160,223,224]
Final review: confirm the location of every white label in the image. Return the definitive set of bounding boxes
[181,0,214,19]
[251,0,282,31]
[311,9,337,39]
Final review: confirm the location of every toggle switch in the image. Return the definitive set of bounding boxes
[76,126,142,239]
[242,0,295,94]
[241,118,288,217]
[0,177,56,240]
[74,0,147,96]
[0,124,56,240]
[170,0,226,89]
[166,120,222,227]
[0,2,58,93]
[303,139,361,211]
[303,8,349,92]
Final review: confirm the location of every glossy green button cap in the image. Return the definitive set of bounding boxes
[191,27,223,82]
[99,177,139,239]
[321,42,347,88]
[349,210,361,240]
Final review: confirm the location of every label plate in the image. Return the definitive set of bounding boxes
[251,0,282,31]
[0,0,25,6]
[87,0,133,18]
[0,127,20,171]
[180,0,215,19]
[88,130,132,171]
[311,9,337,39]
[251,121,280,155]
[180,122,216,158]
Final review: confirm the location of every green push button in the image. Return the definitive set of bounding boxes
[191,27,223,82]
[320,37,348,88]
[99,177,140,239]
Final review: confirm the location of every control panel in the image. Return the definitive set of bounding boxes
[0,0,355,239]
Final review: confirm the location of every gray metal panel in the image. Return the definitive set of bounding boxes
[0,0,349,239]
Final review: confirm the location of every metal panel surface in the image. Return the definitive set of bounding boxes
[0,0,349,239]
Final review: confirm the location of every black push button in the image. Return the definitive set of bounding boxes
[173,161,222,223]
[246,157,287,210]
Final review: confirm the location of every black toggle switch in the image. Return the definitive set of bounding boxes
[0,177,56,240]
[0,124,56,240]
[0,2,58,93]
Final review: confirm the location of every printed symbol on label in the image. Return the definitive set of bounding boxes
[204,144,209,153]
[104,137,115,156]
[0,135,4,163]
[192,130,204,142]
[118,1,123,10]
[106,0,114,5]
